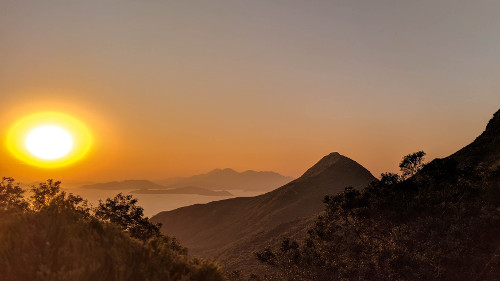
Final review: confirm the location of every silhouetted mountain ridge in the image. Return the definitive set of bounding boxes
[415,109,500,183]
[301,152,343,178]
[450,109,500,170]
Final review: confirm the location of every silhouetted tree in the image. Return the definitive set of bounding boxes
[0,177,28,211]
[399,150,426,179]
[30,179,61,211]
[29,179,90,216]
[95,193,161,241]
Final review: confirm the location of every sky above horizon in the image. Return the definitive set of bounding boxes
[0,0,499,184]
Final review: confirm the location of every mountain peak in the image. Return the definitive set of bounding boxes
[447,108,500,170]
[208,168,238,175]
[300,152,355,179]
[484,108,500,136]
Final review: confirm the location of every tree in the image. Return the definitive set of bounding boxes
[95,193,161,241]
[0,177,28,211]
[30,179,61,211]
[399,150,426,179]
[30,179,90,215]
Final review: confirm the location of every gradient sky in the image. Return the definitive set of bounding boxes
[0,0,499,184]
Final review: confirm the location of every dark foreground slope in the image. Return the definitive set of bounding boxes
[152,153,376,271]
[412,108,500,190]
[254,109,500,281]
[0,210,216,281]
[0,181,224,281]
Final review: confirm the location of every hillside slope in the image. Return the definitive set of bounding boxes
[414,109,500,184]
[450,108,500,172]
[0,183,224,281]
[252,108,500,281]
[152,153,376,270]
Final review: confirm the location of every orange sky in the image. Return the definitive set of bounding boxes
[0,1,499,184]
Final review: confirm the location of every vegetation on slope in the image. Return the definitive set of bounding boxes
[251,109,500,281]
[0,178,224,281]
[249,152,499,280]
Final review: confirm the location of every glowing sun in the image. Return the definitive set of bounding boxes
[7,112,92,168]
[25,125,74,160]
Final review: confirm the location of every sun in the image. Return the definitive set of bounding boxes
[6,112,92,168]
[25,125,74,160]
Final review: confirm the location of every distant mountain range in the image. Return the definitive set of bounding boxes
[79,180,231,197]
[79,169,293,196]
[152,152,376,272]
[156,168,294,192]
[131,187,233,196]
[80,180,165,190]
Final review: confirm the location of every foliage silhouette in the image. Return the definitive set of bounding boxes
[95,193,161,241]
[255,151,500,281]
[0,179,224,281]
[399,151,426,180]
[0,177,28,211]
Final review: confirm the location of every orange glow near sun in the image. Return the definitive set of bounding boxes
[6,112,93,168]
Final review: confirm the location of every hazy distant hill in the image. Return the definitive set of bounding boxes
[80,180,234,197]
[80,179,165,190]
[131,187,233,196]
[80,169,293,195]
[152,153,376,272]
[156,168,294,192]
